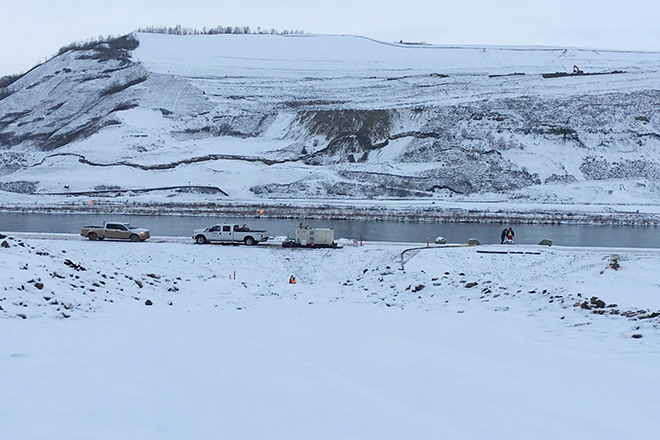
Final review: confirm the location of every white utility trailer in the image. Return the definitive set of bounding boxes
[282,224,339,248]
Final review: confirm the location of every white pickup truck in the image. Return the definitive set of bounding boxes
[192,224,268,245]
[81,222,150,242]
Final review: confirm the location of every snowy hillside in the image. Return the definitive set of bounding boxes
[2,234,660,438]
[1,33,660,214]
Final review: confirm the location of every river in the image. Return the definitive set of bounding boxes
[1,212,659,248]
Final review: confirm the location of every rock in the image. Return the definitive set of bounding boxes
[34,282,44,290]
[465,282,478,288]
[0,233,6,239]
[632,334,643,339]
[590,297,606,308]
[412,284,425,292]
[146,273,161,279]
[538,239,553,246]
[1,241,9,248]
[580,301,591,310]
[609,257,620,270]
[467,238,480,246]
[145,299,153,306]
[134,280,143,288]
[16,313,27,319]
[64,259,86,271]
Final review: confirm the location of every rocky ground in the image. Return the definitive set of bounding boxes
[2,232,659,336]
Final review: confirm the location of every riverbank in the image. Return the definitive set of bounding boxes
[2,196,660,225]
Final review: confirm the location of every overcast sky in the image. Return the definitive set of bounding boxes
[1,0,659,77]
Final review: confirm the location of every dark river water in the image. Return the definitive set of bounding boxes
[1,212,659,248]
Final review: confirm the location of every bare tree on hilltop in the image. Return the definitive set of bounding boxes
[136,25,304,36]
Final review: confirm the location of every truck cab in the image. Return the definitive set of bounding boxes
[104,223,133,240]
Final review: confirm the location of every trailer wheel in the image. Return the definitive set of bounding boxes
[130,234,140,242]
[88,232,98,241]
[244,236,255,246]
[196,235,208,244]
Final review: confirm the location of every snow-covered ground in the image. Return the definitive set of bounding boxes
[2,233,659,438]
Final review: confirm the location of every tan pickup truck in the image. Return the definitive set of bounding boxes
[81,222,150,242]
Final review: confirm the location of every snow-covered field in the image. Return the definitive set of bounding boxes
[2,233,659,438]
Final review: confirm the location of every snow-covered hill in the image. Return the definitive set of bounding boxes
[1,32,660,213]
